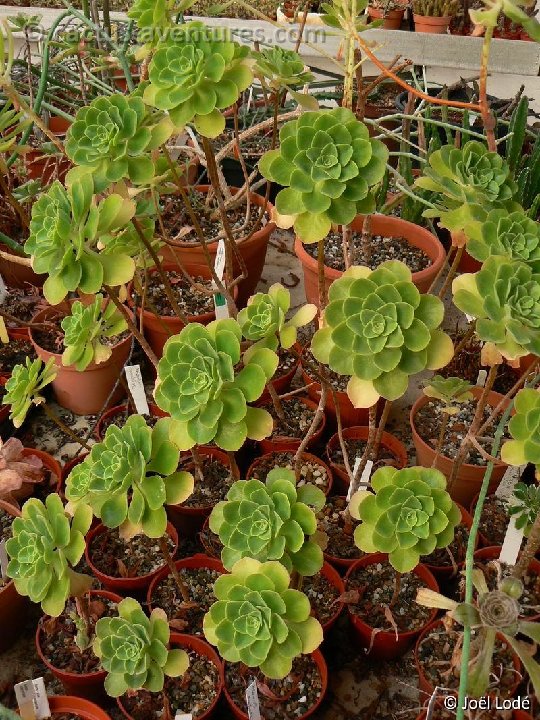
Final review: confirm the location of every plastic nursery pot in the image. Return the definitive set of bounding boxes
[422,503,476,584]
[367,5,405,28]
[21,695,114,720]
[246,450,334,497]
[0,243,45,289]
[117,632,224,720]
[29,304,133,415]
[326,426,408,495]
[0,499,31,653]
[258,352,301,404]
[95,402,166,442]
[25,150,71,183]
[35,589,122,702]
[410,387,509,507]
[223,649,328,720]
[158,185,276,306]
[257,396,326,454]
[48,116,72,135]
[457,247,482,273]
[344,553,440,661]
[85,522,179,593]
[317,561,345,631]
[295,214,445,308]
[413,13,452,32]
[166,447,231,538]
[7,447,63,504]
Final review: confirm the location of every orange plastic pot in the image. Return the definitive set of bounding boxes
[422,503,476,583]
[410,387,509,506]
[0,243,45,289]
[48,116,72,135]
[295,214,445,307]
[326,426,408,494]
[0,499,30,653]
[368,5,405,28]
[30,305,132,415]
[259,353,300,404]
[96,402,166,442]
[345,553,439,660]
[117,633,224,720]
[458,247,482,273]
[318,562,345,631]
[257,397,326,454]
[223,649,328,720]
[85,522,179,593]
[35,589,122,702]
[6,447,63,504]
[246,450,333,496]
[25,150,71,183]
[414,13,452,32]
[18,695,113,719]
[159,186,275,306]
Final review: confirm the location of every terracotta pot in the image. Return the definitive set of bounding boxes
[28,695,113,719]
[158,186,275,306]
[322,495,364,572]
[317,562,345,631]
[30,304,132,415]
[48,116,72,135]
[257,397,326,454]
[117,632,224,720]
[295,214,445,307]
[259,353,301,404]
[0,499,30,653]
[368,5,405,28]
[410,387,510,506]
[457,246,482,273]
[25,149,71,183]
[35,589,122,702]
[167,447,231,537]
[0,243,45,289]
[326,426,408,494]
[414,13,452,32]
[111,65,140,92]
[345,553,439,660]
[6,447,63,504]
[96,402,166,442]
[423,504,476,583]
[246,450,333,496]
[85,522,179,593]
[223,649,328,720]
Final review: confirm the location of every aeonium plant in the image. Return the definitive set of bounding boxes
[3,357,57,428]
[501,388,540,469]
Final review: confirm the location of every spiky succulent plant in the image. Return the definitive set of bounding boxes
[259,108,388,243]
[4,358,57,428]
[5,493,92,616]
[209,467,325,575]
[422,375,474,415]
[154,319,278,451]
[501,388,540,468]
[466,209,540,272]
[143,21,253,138]
[311,262,453,407]
[94,597,189,698]
[65,415,193,538]
[453,256,540,362]
[350,466,461,572]
[61,295,128,372]
[203,558,323,678]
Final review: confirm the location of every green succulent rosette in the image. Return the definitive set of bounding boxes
[502,388,540,467]
[465,209,540,272]
[209,467,325,575]
[143,21,253,138]
[350,466,461,573]
[259,107,388,243]
[311,262,454,407]
[154,319,278,451]
[453,256,540,362]
[203,558,323,678]
[254,47,315,107]
[6,493,92,616]
[94,598,189,697]
[4,358,57,428]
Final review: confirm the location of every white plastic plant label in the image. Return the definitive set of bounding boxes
[174,714,192,720]
[124,365,150,415]
[245,679,261,720]
[0,539,8,579]
[476,369,487,387]
[14,677,50,720]
[212,284,229,320]
[499,516,524,566]
[214,238,226,281]
[347,459,373,500]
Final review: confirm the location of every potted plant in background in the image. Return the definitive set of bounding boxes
[412,0,460,32]
[368,0,408,28]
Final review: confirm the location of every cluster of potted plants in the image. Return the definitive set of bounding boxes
[0,0,539,717]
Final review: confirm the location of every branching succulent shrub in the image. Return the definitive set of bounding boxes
[203,558,323,678]
[453,256,540,362]
[209,467,326,575]
[4,358,57,428]
[143,21,253,138]
[501,388,540,468]
[508,482,540,536]
[311,262,453,407]
[6,493,92,616]
[0,438,44,500]
[65,415,193,538]
[61,295,128,372]
[94,597,189,697]
[349,466,461,572]
[259,108,388,243]
[154,320,278,451]
[466,209,540,273]
[422,375,474,414]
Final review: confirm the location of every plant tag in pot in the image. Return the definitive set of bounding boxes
[212,286,229,320]
[14,677,51,720]
[496,464,526,500]
[175,714,192,720]
[246,678,261,720]
[348,459,373,500]
[476,369,487,387]
[0,538,8,578]
[125,364,150,415]
[499,516,524,566]
[214,238,226,281]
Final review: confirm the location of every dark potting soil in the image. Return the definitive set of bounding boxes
[303,231,431,274]
[276,347,297,376]
[213,127,275,158]
[414,398,508,466]
[150,565,221,635]
[269,397,315,440]
[88,527,174,578]
[99,407,159,436]
[417,625,518,696]
[0,338,36,373]
[422,523,469,569]
[2,286,44,326]
[39,594,118,674]
[329,438,400,473]
[346,560,433,632]
[0,506,14,542]
[199,523,223,559]
[478,495,510,546]
[225,654,323,718]
[182,457,233,508]
[304,350,348,392]
[303,571,340,626]
[33,321,129,355]
[477,559,540,618]
[317,496,362,561]
[143,269,214,318]
[249,451,330,493]
[120,648,220,719]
